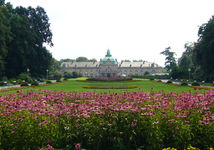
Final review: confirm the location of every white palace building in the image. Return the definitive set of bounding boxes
[61,50,164,77]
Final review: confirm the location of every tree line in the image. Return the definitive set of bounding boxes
[161,15,214,82]
[0,0,55,80]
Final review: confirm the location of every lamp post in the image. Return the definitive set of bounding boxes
[188,68,191,81]
[46,69,48,80]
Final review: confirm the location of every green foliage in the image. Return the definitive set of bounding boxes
[31,81,39,86]
[0,81,7,86]
[132,74,169,79]
[193,16,214,81]
[192,82,200,86]
[0,78,208,95]
[150,78,155,81]
[18,73,31,83]
[46,80,52,84]
[76,56,88,62]
[144,71,150,76]
[181,82,188,86]
[0,6,12,78]
[170,66,189,79]
[160,47,177,71]
[178,42,194,69]
[166,80,172,84]
[63,71,82,79]
[49,71,62,80]
[20,82,28,86]
[0,89,214,149]
[56,78,61,82]
[75,57,97,62]
[0,0,5,6]
[0,3,53,79]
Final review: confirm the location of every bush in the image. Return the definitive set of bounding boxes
[166,80,172,84]
[86,77,133,82]
[46,80,52,84]
[56,79,61,82]
[181,82,188,86]
[149,78,154,81]
[18,73,32,83]
[0,81,7,86]
[52,72,62,80]
[31,81,39,86]
[63,71,81,79]
[20,82,28,86]
[37,78,45,82]
[132,74,169,79]
[192,82,200,86]
[83,85,137,89]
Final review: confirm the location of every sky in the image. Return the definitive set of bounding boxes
[5,0,214,66]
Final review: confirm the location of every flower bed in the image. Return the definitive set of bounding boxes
[86,77,133,82]
[0,89,214,149]
[193,86,214,90]
[83,85,137,89]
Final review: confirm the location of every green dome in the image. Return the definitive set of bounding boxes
[101,49,117,64]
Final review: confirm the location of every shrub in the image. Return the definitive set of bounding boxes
[52,72,62,80]
[0,81,7,86]
[166,80,172,84]
[192,82,200,86]
[149,78,154,81]
[18,73,32,83]
[56,79,61,82]
[46,80,52,84]
[20,82,28,86]
[31,81,39,86]
[181,82,188,86]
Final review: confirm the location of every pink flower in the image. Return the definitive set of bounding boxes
[46,144,53,150]
[153,121,159,124]
[107,123,112,126]
[75,143,81,149]
[131,121,137,127]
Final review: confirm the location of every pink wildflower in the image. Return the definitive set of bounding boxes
[153,121,159,124]
[75,143,81,149]
[46,144,53,150]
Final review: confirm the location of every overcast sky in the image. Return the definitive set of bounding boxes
[5,0,214,66]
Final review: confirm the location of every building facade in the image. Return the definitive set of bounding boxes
[61,50,164,77]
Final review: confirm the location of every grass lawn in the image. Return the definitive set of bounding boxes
[0,78,206,94]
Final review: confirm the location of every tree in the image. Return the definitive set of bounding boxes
[76,57,88,62]
[160,47,177,71]
[0,6,12,78]
[89,58,97,62]
[3,5,53,78]
[193,16,214,81]
[0,0,5,6]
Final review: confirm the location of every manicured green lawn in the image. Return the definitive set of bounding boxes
[0,78,205,94]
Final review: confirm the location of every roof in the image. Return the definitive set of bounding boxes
[61,61,160,68]
[119,61,159,67]
[62,62,99,68]
[100,49,117,64]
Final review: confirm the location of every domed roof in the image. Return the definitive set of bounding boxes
[100,49,117,64]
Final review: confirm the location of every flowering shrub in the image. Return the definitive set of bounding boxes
[86,77,133,82]
[0,89,214,149]
[83,85,137,89]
